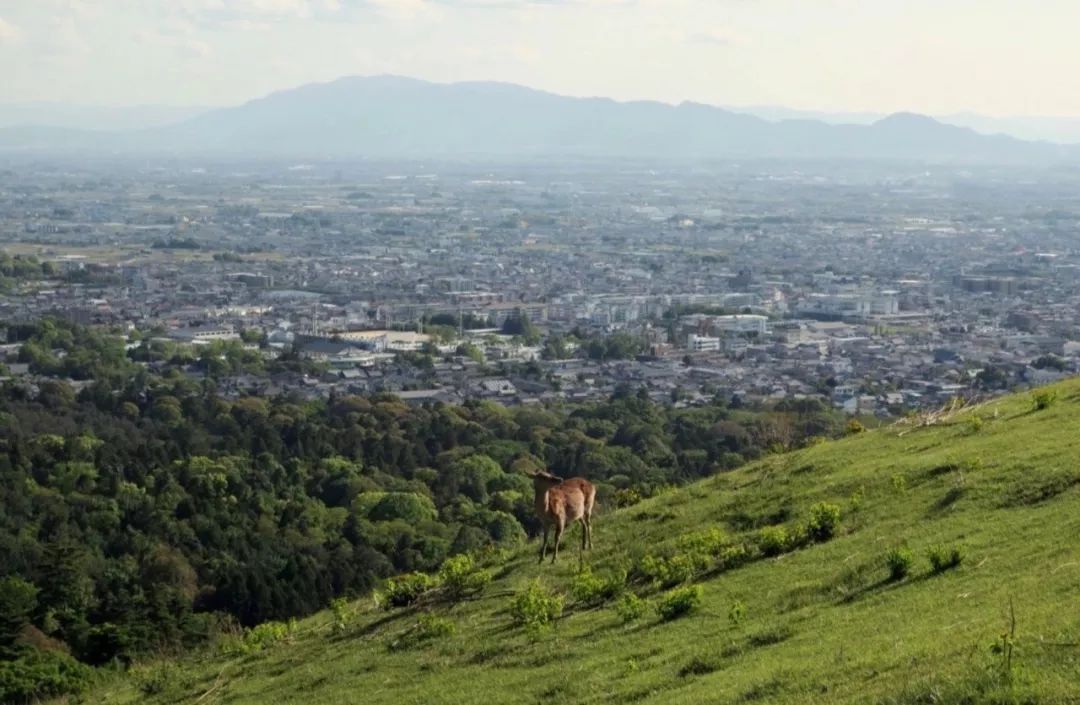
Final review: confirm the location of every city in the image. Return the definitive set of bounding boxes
[2,157,1077,418]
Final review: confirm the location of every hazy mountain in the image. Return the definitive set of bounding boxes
[0,75,1075,162]
[726,104,1080,144]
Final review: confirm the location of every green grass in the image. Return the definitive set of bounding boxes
[79,381,1080,705]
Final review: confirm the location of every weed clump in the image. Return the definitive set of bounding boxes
[390,613,456,651]
[885,547,914,582]
[927,544,964,574]
[511,581,564,636]
[656,585,702,621]
[678,653,721,677]
[220,619,296,655]
[131,662,192,697]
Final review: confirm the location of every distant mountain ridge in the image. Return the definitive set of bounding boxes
[1,75,1076,163]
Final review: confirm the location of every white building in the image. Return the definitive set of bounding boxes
[688,334,721,352]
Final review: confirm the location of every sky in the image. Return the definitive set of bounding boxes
[1,0,1079,116]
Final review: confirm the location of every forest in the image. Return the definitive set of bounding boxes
[0,318,845,701]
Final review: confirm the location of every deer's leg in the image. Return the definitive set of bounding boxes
[552,519,564,564]
[538,526,549,564]
[580,519,588,554]
[585,515,593,550]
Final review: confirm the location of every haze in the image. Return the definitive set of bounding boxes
[2,0,1080,119]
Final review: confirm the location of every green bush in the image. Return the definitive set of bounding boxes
[571,566,626,606]
[0,650,94,704]
[438,554,492,601]
[511,581,564,636]
[639,551,710,587]
[846,418,866,435]
[885,547,914,581]
[380,572,439,609]
[1032,389,1057,411]
[806,502,841,542]
[676,527,728,556]
[717,544,752,570]
[656,585,702,621]
[614,592,647,624]
[927,544,964,574]
[756,526,790,557]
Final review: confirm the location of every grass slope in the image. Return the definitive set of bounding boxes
[83,381,1080,705]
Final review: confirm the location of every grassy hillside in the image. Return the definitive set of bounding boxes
[81,380,1080,705]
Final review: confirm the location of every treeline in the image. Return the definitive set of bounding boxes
[0,319,845,699]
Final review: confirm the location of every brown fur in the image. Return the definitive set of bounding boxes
[531,471,596,563]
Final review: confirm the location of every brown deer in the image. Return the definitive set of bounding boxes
[530,470,596,564]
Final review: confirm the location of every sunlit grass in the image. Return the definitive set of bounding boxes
[82,379,1080,705]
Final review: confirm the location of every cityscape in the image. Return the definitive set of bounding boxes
[3,157,1078,418]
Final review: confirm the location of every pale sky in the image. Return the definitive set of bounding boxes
[1,0,1079,116]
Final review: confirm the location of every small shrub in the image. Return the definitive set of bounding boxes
[330,597,353,633]
[639,551,709,587]
[676,527,728,556]
[846,418,866,435]
[927,544,964,574]
[728,600,747,626]
[885,547,914,582]
[223,619,296,655]
[966,415,985,434]
[656,585,702,621]
[438,554,492,601]
[756,525,790,557]
[891,474,907,492]
[806,502,841,542]
[614,592,647,624]
[380,572,438,609]
[511,581,564,636]
[571,566,626,606]
[1032,389,1057,411]
[717,544,751,570]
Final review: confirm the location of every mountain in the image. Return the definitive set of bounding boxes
[85,378,1080,704]
[0,75,1076,163]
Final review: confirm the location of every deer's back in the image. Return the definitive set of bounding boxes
[543,478,595,524]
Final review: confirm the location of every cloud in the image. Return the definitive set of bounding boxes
[0,16,22,44]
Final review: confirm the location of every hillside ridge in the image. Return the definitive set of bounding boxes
[83,379,1080,705]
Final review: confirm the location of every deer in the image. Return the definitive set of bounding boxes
[529,470,596,564]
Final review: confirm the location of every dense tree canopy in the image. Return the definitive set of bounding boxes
[0,318,845,700]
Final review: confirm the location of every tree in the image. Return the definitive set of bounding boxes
[0,576,38,655]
